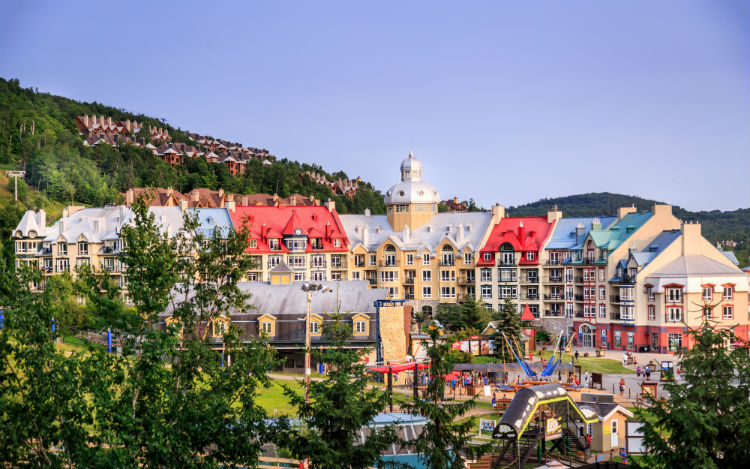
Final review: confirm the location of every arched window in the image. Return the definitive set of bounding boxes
[384,245,397,267]
[440,244,454,266]
[499,243,515,266]
[422,305,433,317]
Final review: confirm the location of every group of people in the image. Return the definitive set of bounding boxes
[636,364,652,379]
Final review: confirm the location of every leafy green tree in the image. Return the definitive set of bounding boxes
[636,308,750,469]
[402,322,489,469]
[280,311,398,469]
[490,297,522,362]
[436,296,490,332]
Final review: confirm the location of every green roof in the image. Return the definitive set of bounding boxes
[588,212,653,252]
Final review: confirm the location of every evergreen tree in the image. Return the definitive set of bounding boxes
[402,322,490,469]
[636,306,750,469]
[435,296,490,332]
[280,311,398,469]
[490,297,522,362]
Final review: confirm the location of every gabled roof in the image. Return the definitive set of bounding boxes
[477,216,556,265]
[645,255,750,293]
[629,230,681,267]
[229,206,350,254]
[588,212,653,251]
[721,250,739,265]
[14,210,53,238]
[545,217,617,250]
[43,206,134,244]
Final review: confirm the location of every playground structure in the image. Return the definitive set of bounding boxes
[490,383,599,468]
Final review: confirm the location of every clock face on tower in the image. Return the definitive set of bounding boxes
[295,228,302,235]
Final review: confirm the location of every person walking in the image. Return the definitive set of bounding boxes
[619,377,625,396]
[645,365,651,380]
[574,350,580,362]
[491,393,497,409]
[583,371,590,388]
[636,366,641,378]
[623,352,628,366]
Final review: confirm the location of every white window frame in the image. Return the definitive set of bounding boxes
[422,286,432,298]
[723,305,733,320]
[723,287,733,300]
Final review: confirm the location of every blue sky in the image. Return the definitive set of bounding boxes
[1,1,748,211]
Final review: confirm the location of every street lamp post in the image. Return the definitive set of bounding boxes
[6,171,26,202]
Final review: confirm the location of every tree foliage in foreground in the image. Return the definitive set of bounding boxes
[490,297,522,363]
[402,322,490,469]
[0,198,278,467]
[280,311,399,469]
[636,308,750,469]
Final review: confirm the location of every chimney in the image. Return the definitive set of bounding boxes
[652,204,673,219]
[126,189,134,205]
[491,204,505,224]
[290,195,297,206]
[227,199,236,213]
[453,196,459,204]
[592,217,601,230]
[681,221,701,255]
[547,206,562,223]
[59,219,65,235]
[325,199,336,212]
[517,221,525,245]
[38,209,46,229]
[107,116,112,126]
[403,225,410,243]
[192,191,200,202]
[100,115,105,126]
[218,188,224,198]
[575,222,585,244]
[83,115,89,127]
[364,208,371,217]
[179,199,188,211]
[618,206,637,220]
[457,222,464,244]
[362,226,370,247]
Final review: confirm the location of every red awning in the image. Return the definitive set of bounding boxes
[368,363,431,373]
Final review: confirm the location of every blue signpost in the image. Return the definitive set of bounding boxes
[107,328,112,353]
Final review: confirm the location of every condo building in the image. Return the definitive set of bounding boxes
[339,152,494,315]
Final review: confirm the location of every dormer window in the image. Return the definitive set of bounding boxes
[212,317,229,337]
[311,238,323,250]
[333,239,341,247]
[526,252,535,261]
[269,239,280,251]
[249,239,257,248]
[58,243,68,256]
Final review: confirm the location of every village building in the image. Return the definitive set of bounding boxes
[227,200,350,283]
[475,212,559,315]
[576,392,634,453]
[339,152,494,316]
[159,280,408,369]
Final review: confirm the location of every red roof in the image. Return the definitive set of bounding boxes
[228,205,350,254]
[520,304,536,321]
[477,216,556,266]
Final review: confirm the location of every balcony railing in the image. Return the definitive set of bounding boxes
[610,312,634,322]
[497,260,516,267]
[520,277,539,284]
[574,276,583,283]
[379,259,400,267]
[575,311,584,318]
[497,277,518,283]
[367,278,377,286]
[403,277,414,285]
[523,294,540,300]
[439,259,455,266]
[574,294,584,301]
[544,294,565,301]
[458,276,475,285]
[545,260,561,266]
[544,310,564,317]
[545,276,564,284]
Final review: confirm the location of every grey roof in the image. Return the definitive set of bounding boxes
[722,250,740,265]
[14,210,53,238]
[340,212,493,253]
[44,206,133,244]
[149,206,185,237]
[545,217,617,250]
[649,255,745,277]
[162,280,387,316]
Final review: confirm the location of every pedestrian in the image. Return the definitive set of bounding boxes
[584,371,590,388]
[623,352,628,366]
[585,433,592,458]
[575,377,580,387]
[619,377,625,396]
[645,365,651,380]
[636,366,641,378]
[574,350,579,362]
[633,355,637,366]
[492,393,497,409]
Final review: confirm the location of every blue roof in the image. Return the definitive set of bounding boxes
[589,212,653,251]
[370,412,429,426]
[545,217,617,250]
[722,250,740,266]
[191,208,234,238]
[630,230,681,266]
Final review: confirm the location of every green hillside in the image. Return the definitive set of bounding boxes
[509,192,749,265]
[0,77,386,213]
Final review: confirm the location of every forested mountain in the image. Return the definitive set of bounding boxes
[0,77,386,213]
[509,192,749,264]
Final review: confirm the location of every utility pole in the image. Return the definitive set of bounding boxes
[301,282,331,403]
[6,170,26,202]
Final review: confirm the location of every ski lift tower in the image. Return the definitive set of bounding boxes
[6,171,25,201]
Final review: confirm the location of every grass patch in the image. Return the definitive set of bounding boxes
[539,351,635,374]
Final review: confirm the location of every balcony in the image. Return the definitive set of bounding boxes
[544,310,564,317]
[544,294,565,301]
[575,311,584,318]
[403,277,414,285]
[310,261,327,269]
[574,276,583,283]
[439,259,455,266]
[497,277,518,283]
[545,276,564,284]
[545,260,561,266]
[367,278,377,286]
[523,294,540,300]
[458,276,476,285]
[520,277,539,284]
[379,259,400,267]
[574,294,584,301]
[583,258,597,265]
[497,260,516,267]
[610,312,634,323]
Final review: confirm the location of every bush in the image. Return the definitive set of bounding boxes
[536,330,551,343]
